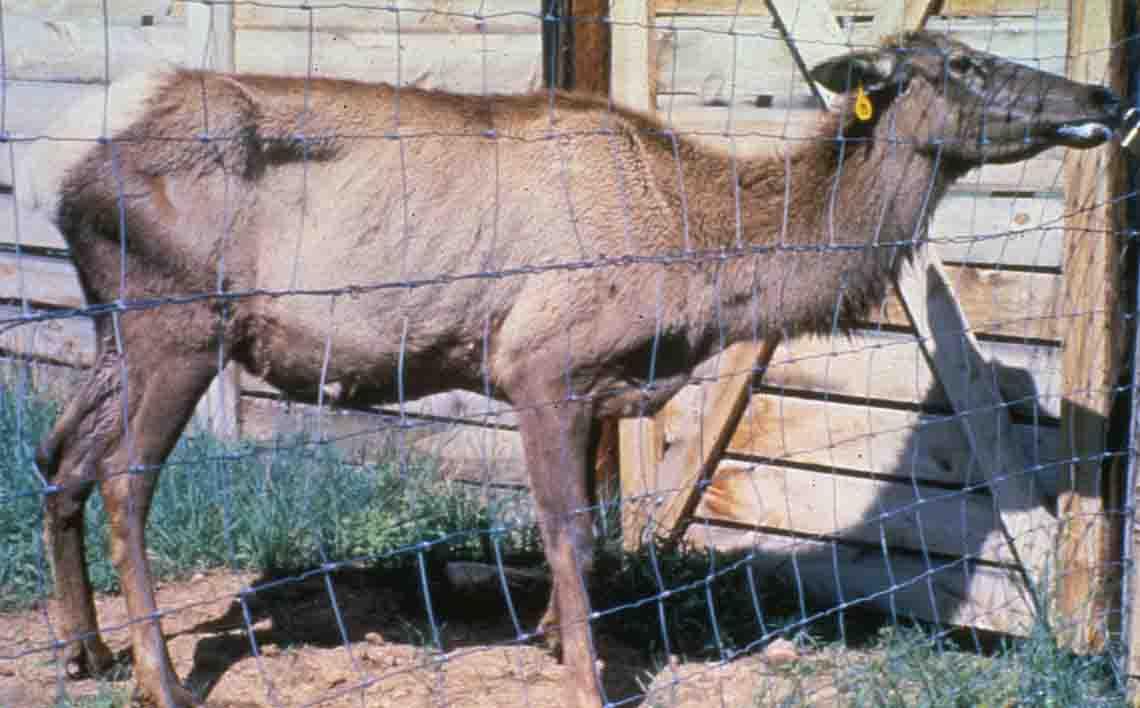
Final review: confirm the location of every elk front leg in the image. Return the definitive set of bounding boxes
[518,401,604,708]
[98,347,220,707]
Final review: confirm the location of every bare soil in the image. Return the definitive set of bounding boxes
[0,569,844,708]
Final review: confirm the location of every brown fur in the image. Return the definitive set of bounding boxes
[33,31,1119,707]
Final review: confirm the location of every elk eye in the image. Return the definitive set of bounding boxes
[948,55,974,74]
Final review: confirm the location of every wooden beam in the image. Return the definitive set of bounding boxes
[652,338,780,548]
[185,1,238,437]
[868,0,944,41]
[571,0,610,94]
[619,416,665,550]
[765,0,849,107]
[1061,0,1129,656]
[185,0,236,72]
[894,247,1055,618]
[611,0,655,112]
[654,0,1062,14]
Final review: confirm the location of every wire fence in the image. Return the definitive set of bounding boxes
[0,0,1135,706]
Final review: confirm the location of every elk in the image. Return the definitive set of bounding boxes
[21,31,1119,708]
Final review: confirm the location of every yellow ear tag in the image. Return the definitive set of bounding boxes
[854,85,873,121]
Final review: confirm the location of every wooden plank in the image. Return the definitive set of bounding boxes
[655,14,1066,108]
[240,395,527,483]
[240,371,520,427]
[571,0,611,94]
[232,0,540,33]
[619,417,665,549]
[766,0,851,106]
[235,30,543,94]
[186,0,236,72]
[185,0,241,441]
[698,460,1024,564]
[194,364,241,440]
[653,339,780,546]
[722,393,1063,495]
[687,524,1037,635]
[941,0,1064,13]
[930,192,1065,268]
[0,195,69,252]
[894,246,1054,619]
[3,17,185,83]
[1060,0,1128,657]
[875,265,1064,342]
[612,0,655,112]
[767,329,1063,417]
[0,306,94,367]
[654,15,807,103]
[867,0,942,39]
[655,0,1062,13]
[923,14,1067,74]
[0,252,85,309]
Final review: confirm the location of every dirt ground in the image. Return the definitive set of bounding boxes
[0,569,844,708]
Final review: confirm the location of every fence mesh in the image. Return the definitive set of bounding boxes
[0,0,1135,706]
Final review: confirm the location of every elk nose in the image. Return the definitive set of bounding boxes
[1090,86,1123,122]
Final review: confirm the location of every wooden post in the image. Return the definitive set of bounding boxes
[1059,0,1129,655]
[571,0,610,94]
[185,1,239,438]
[185,0,236,72]
[619,417,665,550]
[611,0,654,112]
[868,0,944,40]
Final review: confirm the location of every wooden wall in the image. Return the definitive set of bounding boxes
[0,0,1106,638]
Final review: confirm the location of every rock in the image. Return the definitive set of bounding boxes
[763,638,798,665]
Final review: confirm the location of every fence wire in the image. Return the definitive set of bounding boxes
[0,1,1135,707]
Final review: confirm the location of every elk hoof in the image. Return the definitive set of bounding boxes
[537,618,563,662]
[130,680,200,708]
[63,637,115,680]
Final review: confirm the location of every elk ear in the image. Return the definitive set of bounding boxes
[810,51,900,94]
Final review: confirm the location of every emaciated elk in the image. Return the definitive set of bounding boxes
[21,31,1120,707]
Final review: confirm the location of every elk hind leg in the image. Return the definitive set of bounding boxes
[37,348,128,679]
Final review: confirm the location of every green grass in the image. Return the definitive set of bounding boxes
[758,622,1128,708]
[0,378,532,609]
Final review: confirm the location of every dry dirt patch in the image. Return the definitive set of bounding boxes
[0,568,847,707]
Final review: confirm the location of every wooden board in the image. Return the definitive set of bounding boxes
[718,393,1063,493]
[233,0,540,33]
[4,17,185,82]
[655,15,815,102]
[0,252,85,308]
[611,0,656,113]
[697,460,1026,564]
[931,193,1064,268]
[235,29,542,94]
[240,371,519,427]
[240,395,527,484]
[874,265,1063,342]
[655,0,1063,16]
[655,14,1066,104]
[765,329,1062,417]
[686,524,1037,635]
[0,305,94,367]
[0,195,69,252]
